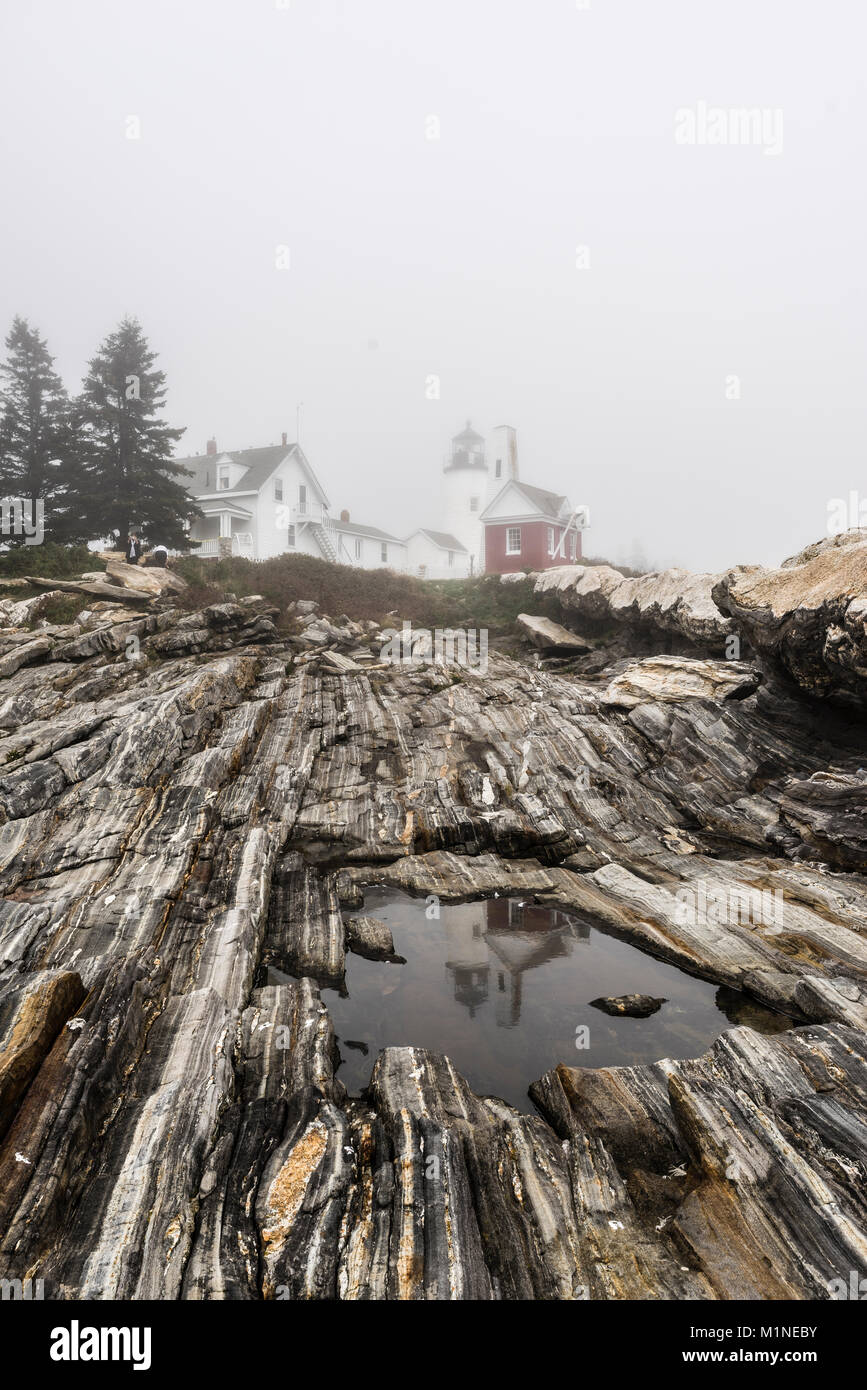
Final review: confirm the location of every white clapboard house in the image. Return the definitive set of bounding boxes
[182,436,468,578]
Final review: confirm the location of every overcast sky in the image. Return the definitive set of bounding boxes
[1,0,864,571]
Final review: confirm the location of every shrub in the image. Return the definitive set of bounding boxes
[172,554,565,633]
[25,594,84,627]
[0,543,105,578]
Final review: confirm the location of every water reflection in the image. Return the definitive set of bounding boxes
[321,889,793,1112]
[445,899,589,1024]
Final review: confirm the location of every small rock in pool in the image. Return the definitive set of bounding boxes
[589,993,667,1018]
[344,915,406,963]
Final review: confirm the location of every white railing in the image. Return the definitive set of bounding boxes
[291,502,331,528]
[191,534,254,559]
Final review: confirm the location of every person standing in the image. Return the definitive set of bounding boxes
[125,533,141,564]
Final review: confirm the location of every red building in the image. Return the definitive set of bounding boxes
[480,480,586,574]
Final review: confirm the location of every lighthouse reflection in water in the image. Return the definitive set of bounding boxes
[326,889,790,1113]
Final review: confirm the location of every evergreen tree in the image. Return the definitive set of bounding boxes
[74,317,199,548]
[0,317,82,542]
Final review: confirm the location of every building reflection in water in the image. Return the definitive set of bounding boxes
[443,898,590,1025]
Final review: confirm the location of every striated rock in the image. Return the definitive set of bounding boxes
[530,1022,867,1299]
[713,537,867,700]
[599,655,760,708]
[0,971,85,1142]
[533,564,730,650]
[0,635,53,678]
[782,527,867,568]
[25,575,152,605]
[589,994,667,1018]
[319,650,364,673]
[0,558,864,1301]
[517,613,594,653]
[105,559,188,595]
[344,916,403,963]
[0,590,67,628]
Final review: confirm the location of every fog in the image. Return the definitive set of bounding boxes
[2,0,864,571]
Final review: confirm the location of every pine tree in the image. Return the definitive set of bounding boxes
[74,317,199,548]
[0,317,82,542]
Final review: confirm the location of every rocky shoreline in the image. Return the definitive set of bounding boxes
[0,537,865,1299]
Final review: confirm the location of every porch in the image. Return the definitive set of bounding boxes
[189,504,255,560]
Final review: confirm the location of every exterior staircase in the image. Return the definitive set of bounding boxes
[310,519,338,563]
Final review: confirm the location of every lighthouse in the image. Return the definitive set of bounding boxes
[442,421,488,573]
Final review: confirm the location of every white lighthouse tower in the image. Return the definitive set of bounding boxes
[442,421,488,573]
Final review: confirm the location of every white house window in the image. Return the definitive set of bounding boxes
[298,484,307,515]
[218,466,230,491]
[355,538,362,560]
[567,532,575,559]
[495,459,502,478]
[508,900,524,926]
[469,497,479,512]
[275,478,283,502]
[287,524,296,547]
[547,526,555,555]
[381,542,388,563]
[448,551,454,567]
[506,526,521,555]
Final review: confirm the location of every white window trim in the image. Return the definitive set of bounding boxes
[547,526,555,555]
[506,526,522,555]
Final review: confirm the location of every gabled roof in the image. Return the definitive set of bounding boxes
[512,481,569,515]
[180,443,331,509]
[333,519,403,542]
[407,528,468,552]
[480,479,570,522]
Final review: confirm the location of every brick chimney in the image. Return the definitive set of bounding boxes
[340,508,350,523]
[206,437,217,456]
[282,431,288,447]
